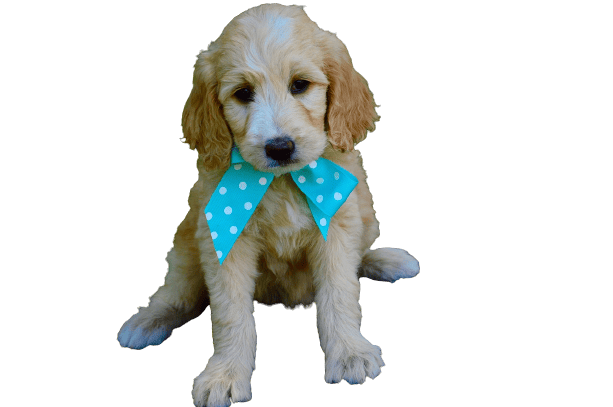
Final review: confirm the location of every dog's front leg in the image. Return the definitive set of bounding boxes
[311,212,385,385]
[193,233,260,407]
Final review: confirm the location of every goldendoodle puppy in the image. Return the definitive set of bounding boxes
[118,4,419,406]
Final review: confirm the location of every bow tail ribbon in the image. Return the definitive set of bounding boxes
[204,152,274,264]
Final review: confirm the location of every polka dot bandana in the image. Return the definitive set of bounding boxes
[205,147,358,264]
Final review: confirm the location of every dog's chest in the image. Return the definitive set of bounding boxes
[252,175,315,257]
[263,176,311,231]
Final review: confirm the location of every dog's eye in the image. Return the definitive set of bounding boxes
[234,87,255,103]
[290,80,310,95]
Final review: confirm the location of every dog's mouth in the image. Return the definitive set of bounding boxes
[262,156,309,175]
[266,157,300,168]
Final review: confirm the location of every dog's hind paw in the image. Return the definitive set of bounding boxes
[117,307,175,349]
[359,247,420,283]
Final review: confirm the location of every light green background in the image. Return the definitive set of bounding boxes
[0,0,613,407]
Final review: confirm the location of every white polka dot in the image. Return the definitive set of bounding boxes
[316,195,323,203]
[234,164,242,170]
[334,192,342,200]
[298,175,306,183]
[334,172,340,180]
[309,161,317,168]
[216,250,223,259]
[224,206,232,215]
[316,177,324,184]
[259,177,267,185]
[211,231,218,239]
[219,187,227,195]
[239,182,247,190]
[244,202,252,210]
[206,212,212,220]
[230,226,238,234]
[320,218,327,226]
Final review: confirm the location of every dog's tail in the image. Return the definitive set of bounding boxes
[358,248,419,282]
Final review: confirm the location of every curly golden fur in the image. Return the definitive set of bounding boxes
[118,4,419,406]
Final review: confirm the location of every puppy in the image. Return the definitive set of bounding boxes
[118,4,419,406]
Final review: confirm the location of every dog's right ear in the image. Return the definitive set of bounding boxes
[182,49,233,171]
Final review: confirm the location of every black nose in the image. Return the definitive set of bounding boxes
[265,136,295,162]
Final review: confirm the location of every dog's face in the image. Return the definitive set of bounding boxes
[182,4,379,173]
[216,13,330,174]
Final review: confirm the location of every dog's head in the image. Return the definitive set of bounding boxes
[182,4,379,173]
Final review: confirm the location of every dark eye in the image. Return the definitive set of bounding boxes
[290,80,310,95]
[234,87,254,103]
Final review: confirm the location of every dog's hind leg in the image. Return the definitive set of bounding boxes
[118,205,208,349]
[358,248,420,282]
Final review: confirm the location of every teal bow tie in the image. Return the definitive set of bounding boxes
[205,147,358,264]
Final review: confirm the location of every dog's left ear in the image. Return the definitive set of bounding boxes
[322,33,380,151]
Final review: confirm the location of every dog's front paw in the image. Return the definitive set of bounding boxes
[324,337,385,385]
[117,307,174,349]
[192,356,253,407]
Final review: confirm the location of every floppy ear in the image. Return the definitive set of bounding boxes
[323,33,380,151]
[181,50,233,171]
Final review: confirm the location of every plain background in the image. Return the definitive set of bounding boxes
[1,0,612,406]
